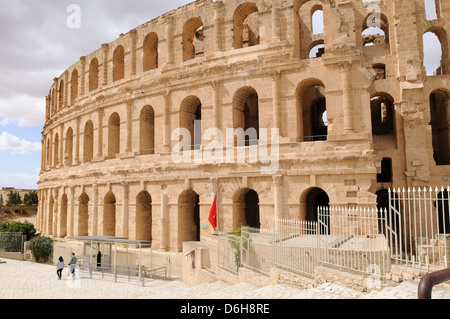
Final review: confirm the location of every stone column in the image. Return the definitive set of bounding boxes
[79,56,86,96]
[340,61,355,133]
[160,192,169,251]
[68,186,75,237]
[163,88,171,152]
[271,70,282,135]
[209,81,221,131]
[74,116,80,165]
[273,175,283,220]
[122,182,129,238]
[272,6,281,42]
[102,43,109,86]
[126,99,133,154]
[59,123,64,168]
[130,29,137,76]
[165,15,175,65]
[213,1,223,52]
[92,184,98,236]
[97,107,103,158]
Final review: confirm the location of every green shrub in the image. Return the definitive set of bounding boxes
[29,235,53,263]
[0,221,37,241]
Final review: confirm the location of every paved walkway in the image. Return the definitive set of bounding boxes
[0,258,449,299]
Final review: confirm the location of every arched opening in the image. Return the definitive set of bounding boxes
[108,113,120,156]
[89,58,99,91]
[373,63,386,80]
[430,89,450,165]
[53,134,59,167]
[233,2,260,49]
[83,120,94,163]
[425,0,441,20]
[65,127,73,165]
[371,93,395,136]
[143,32,158,71]
[60,193,68,238]
[180,96,202,150]
[113,45,125,82]
[233,86,259,146]
[303,187,329,222]
[140,105,155,155]
[311,6,324,35]
[296,0,325,59]
[70,69,78,106]
[183,18,204,61]
[308,40,325,59]
[362,12,390,48]
[103,192,116,237]
[136,191,152,241]
[78,193,89,237]
[423,27,449,75]
[232,188,260,230]
[296,79,327,142]
[178,190,200,251]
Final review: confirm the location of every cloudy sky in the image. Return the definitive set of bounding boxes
[0,0,442,190]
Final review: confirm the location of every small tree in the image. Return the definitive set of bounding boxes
[29,235,53,263]
[23,191,38,206]
[0,194,3,206]
[6,191,22,206]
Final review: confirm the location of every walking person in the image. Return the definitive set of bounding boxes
[56,256,64,280]
[68,252,77,278]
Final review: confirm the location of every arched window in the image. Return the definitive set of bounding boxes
[423,27,449,75]
[295,0,325,59]
[233,2,260,49]
[232,188,260,230]
[362,13,390,48]
[180,96,202,150]
[113,46,125,82]
[233,86,259,146]
[308,40,325,59]
[136,191,152,241]
[425,0,441,20]
[103,192,116,237]
[143,33,158,71]
[178,190,200,251]
[108,113,120,156]
[83,121,94,162]
[371,93,395,136]
[311,6,324,35]
[296,79,327,142]
[430,89,450,165]
[70,70,78,106]
[140,105,155,155]
[89,58,99,91]
[183,18,204,61]
[78,193,89,236]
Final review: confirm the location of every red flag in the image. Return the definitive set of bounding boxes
[208,195,218,231]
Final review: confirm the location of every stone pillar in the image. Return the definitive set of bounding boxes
[271,70,282,134]
[97,107,103,158]
[160,192,169,251]
[79,56,86,96]
[74,116,80,165]
[209,81,221,131]
[213,1,223,52]
[126,100,133,154]
[92,184,98,236]
[163,88,171,152]
[340,61,355,133]
[272,6,281,42]
[273,175,283,220]
[102,43,109,86]
[165,15,175,66]
[122,182,129,238]
[68,186,75,237]
[130,29,137,76]
[59,123,64,168]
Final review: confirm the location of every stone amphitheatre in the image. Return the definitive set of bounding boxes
[36,0,450,289]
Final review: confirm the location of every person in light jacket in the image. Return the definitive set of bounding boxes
[68,253,77,278]
[56,256,64,280]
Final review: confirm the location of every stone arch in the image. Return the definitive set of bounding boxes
[308,39,325,59]
[423,26,449,75]
[233,2,260,49]
[232,188,260,230]
[70,69,78,106]
[136,191,152,241]
[183,17,204,61]
[103,191,116,237]
[370,92,396,136]
[65,127,73,165]
[295,78,327,142]
[362,12,390,47]
[295,0,325,59]
[232,86,259,146]
[178,190,200,251]
[180,96,202,150]
[89,58,99,91]
[140,105,155,155]
[83,120,94,162]
[78,193,89,236]
[299,187,329,222]
[113,45,125,82]
[143,32,158,71]
[430,88,450,165]
[108,113,120,156]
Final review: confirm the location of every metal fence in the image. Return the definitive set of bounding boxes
[389,187,450,270]
[0,232,25,253]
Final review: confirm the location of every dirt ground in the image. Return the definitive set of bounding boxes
[0,210,37,224]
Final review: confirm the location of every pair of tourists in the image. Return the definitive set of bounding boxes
[56,253,77,279]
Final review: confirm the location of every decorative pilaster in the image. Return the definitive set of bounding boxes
[339,61,355,133]
[271,70,282,134]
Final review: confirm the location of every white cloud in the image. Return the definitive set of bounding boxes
[0,131,41,154]
[0,171,39,189]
